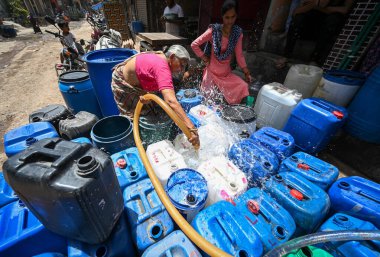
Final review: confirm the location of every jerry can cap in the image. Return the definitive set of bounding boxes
[116,158,127,169]
[333,110,344,119]
[290,189,304,200]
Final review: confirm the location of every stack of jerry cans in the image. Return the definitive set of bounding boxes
[263,172,330,236]
[279,152,339,190]
[283,97,347,154]
[250,127,295,161]
[328,176,380,228]
[142,230,202,257]
[192,201,263,257]
[124,178,174,253]
[111,147,148,191]
[235,188,296,252]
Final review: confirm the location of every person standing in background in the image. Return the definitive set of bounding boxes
[161,0,184,36]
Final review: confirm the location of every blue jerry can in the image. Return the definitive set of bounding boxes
[283,97,347,154]
[176,89,203,112]
[142,230,202,257]
[192,201,263,257]
[228,139,279,186]
[263,172,330,236]
[3,122,59,157]
[124,178,174,253]
[317,213,380,256]
[68,216,136,257]
[0,172,18,208]
[0,201,67,257]
[235,188,296,252]
[111,147,147,191]
[71,137,92,144]
[250,127,295,161]
[328,176,380,228]
[279,151,339,190]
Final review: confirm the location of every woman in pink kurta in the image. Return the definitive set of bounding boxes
[191,0,252,104]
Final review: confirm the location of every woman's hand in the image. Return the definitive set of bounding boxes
[243,67,253,83]
[188,128,200,148]
[201,55,210,66]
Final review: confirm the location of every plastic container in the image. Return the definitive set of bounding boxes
[2,138,124,244]
[254,82,302,129]
[0,172,18,208]
[176,89,203,112]
[192,201,263,257]
[346,66,380,143]
[71,137,92,144]
[111,147,147,191]
[131,21,145,34]
[263,172,330,235]
[197,156,248,206]
[235,188,296,252]
[91,115,134,155]
[336,241,380,257]
[279,152,339,190]
[3,122,59,157]
[146,140,187,186]
[250,127,295,161]
[283,64,323,98]
[0,200,67,257]
[82,48,138,117]
[124,178,174,253]
[165,169,208,223]
[189,104,219,125]
[58,70,103,118]
[32,253,66,257]
[328,176,380,228]
[283,97,348,154]
[317,213,380,256]
[284,246,333,257]
[228,139,280,186]
[313,70,366,107]
[220,104,257,137]
[68,217,136,257]
[141,230,202,257]
[139,112,173,147]
[59,111,98,140]
[29,104,71,130]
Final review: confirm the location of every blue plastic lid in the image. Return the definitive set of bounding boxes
[165,169,208,211]
[323,70,366,86]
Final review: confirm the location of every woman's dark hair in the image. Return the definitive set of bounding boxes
[221,0,238,16]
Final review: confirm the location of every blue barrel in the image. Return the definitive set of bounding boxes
[82,48,138,117]
[228,139,279,186]
[0,172,18,208]
[328,176,380,228]
[263,172,330,236]
[0,201,67,257]
[346,66,380,143]
[250,127,295,161]
[91,115,134,155]
[235,188,296,252]
[131,21,145,34]
[71,137,92,144]
[176,89,203,112]
[111,147,147,191]
[317,213,380,256]
[283,97,348,154]
[142,230,202,257]
[165,169,208,223]
[192,201,263,257]
[68,217,136,257]
[124,178,174,253]
[4,122,59,157]
[58,70,102,118]
[279,152,339,190]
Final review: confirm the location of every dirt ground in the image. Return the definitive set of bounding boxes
[0,20,92,167]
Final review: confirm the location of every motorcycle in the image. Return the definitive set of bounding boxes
[94,28,123,50]
[86,13,107,51]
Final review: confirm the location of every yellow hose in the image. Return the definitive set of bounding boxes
[133,94,232,257]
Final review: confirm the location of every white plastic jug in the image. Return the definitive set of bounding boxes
[189,105,219,125]
[284,64,323,98]
[254,82,302,129]
[146,140,187,186]
[197,156,248,206]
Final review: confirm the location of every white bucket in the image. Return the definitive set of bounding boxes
[188,105,219,125]
[284,64,323,98]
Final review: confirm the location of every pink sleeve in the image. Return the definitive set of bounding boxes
[235,34,247,69]
[153,58,174,91]
[191,28,212,58]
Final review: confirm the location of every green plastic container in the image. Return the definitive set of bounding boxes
[139,113,173,148]
[285,246,333,257]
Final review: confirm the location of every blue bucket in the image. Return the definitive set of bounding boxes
[82,48,138,117]
[131,21,145,34]
[165,169,208,223]
[90,115,134,155]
